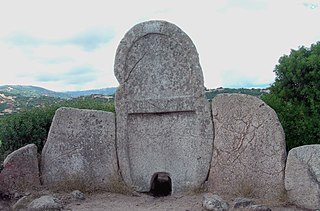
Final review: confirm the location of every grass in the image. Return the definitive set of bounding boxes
[235,179,257,198]
[42,172,133,195]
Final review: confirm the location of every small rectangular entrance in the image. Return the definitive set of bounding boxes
[150,172,172,197]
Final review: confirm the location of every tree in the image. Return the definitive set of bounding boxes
[262,42,320,150]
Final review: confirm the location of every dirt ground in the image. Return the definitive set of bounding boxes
[64,192,306,211]
[64,192,201,211]
[0,191,308,211]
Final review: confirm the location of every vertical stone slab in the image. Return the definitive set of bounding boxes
[114,20,214,193]
[41,107,120,191]
[0,144,40,193]
[285,145,320,210]
[208,94,286,200]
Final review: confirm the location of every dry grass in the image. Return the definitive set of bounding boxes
[235,180,257,198]
[44,172,133,196]
[105,174,133,195]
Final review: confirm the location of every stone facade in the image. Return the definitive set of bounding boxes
[285,144,320,209]
[114,20,214,193]
[0,144,40,193]
[41,107,120,191]
[208,94,286,200]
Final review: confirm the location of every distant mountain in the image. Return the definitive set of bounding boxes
[0,84,270,116]
[0,85,117,99]
[0,85,117,116]
[64,87,117,98]
[205,87,270,101]
[0,85,70,99]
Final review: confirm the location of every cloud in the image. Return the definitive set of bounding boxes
[65,74,97,85]
[36,74,62,82]
[40,57,73,65]
[1,0,320,91]
[64,66,97,85]
[66,66,95,76]
[58,28,115,51]
[221,0,268,11]
[5,32,42,46]
[4,28,115,51]
[221,69,256,88]
[35,65,97,86]
[221,69,272,88]
[303,1,320,9]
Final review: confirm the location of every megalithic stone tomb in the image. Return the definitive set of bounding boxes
[114,20,214,193]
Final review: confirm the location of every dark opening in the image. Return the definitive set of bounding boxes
[150,172,172,197]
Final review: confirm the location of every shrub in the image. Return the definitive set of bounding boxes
[262,42,320,151]
[0,98,114,162]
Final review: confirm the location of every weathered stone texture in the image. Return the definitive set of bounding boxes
[28,195,63,211]
[71,190,85,201]
[249,205,272,211]
[202,193,229,211]
[41,107,119,191]
[285,144,320,209]
[233,197,255,209]
[208,94,286,200]
[114,20,214,193]
[0,144,40,193]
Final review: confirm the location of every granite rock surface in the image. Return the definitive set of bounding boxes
[285,144,320,209]
[41,107,120,191]
[209,94,286,200]
[114,20,214,193]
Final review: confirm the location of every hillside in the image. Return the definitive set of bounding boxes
[0,85,269,116]
[64,87,116,98]
[0,85,69,99]
[0,93,65,116]
[0,85,117,99]
[0,85,116,116]
[205,87,269,101]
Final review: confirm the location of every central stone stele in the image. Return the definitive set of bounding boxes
[114,20,213,193]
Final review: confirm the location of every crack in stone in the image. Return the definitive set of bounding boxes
[215,113,285,176]
[124,52,147,83]
[307,152,320,184]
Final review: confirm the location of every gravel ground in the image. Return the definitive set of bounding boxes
[64,192,306,211]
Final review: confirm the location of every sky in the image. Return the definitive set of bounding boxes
[0,0,320,92]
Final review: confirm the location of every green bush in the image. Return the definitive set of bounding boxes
[0,98,114,162]
[262,42,320,151]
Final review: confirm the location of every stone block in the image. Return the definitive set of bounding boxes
[114,20,214,193]
[285,144,320,209]
[208,94,286,200]
[41,107,120,191]
[0,144,40,193]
